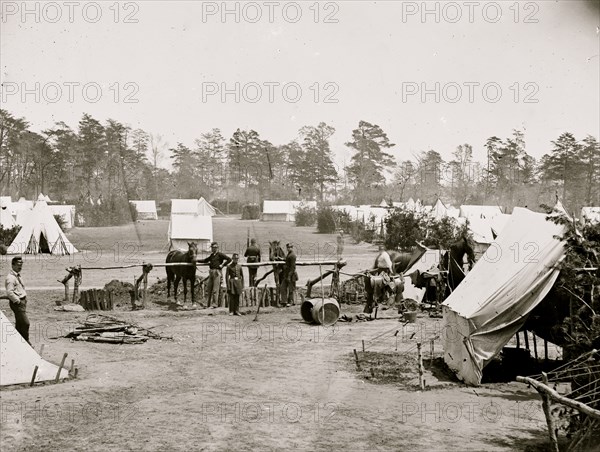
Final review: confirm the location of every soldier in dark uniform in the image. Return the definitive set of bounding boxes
[226,253,244,316]
[198,242,232,307]
[280,243,298,306]
[243,238,261,286]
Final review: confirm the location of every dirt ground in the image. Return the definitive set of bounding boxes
[0,219,555,451]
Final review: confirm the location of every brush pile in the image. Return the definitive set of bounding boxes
[65,314,172,344]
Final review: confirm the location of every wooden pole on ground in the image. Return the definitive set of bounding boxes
[319,264,325,325]
[30,366,39,386]
[353,349,361,370]
[541,372,560,452]
[55,353,68,383]
[417,342,425,390]
[362,339,365,352]
[254,285,267,321]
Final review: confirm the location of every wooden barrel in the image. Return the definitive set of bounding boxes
[311,298,340,326]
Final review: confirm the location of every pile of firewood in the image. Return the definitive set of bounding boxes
[65,314,171,344]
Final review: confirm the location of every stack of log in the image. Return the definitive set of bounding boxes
[79,289,115,311]
[65,314,171,344]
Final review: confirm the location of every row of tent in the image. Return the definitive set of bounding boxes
[1,194,77,230]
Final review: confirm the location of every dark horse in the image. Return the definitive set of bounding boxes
[269,240,286,302]
[166,241,198,306]
[441,235,475,295]
[372,247,426,274]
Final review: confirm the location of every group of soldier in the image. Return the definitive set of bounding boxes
[199,239,298,315]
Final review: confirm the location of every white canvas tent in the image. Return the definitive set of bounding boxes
[168,214,213,251]
[429,198,448,220]
[459,205,503,220]
[0,196,15,229]
[581,207,600,224]
[129,200,158,220]
[171,198,216,217]
[442,208,565,386]
[0,310,70,386]
[262,200,317,222]
[49,205,76,229]
[6,200,78,255]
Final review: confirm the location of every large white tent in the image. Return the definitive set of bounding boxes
[442,208,565,386]
[0,196,15,229]
[129,200,158,220]
[459,205,503,220]
[168,214,213,251]
[6,200,78,255]
[0,310,70,386]
[261,200,316,222]
[429,198,448,220]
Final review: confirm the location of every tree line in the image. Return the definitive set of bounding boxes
[1,109,598,217]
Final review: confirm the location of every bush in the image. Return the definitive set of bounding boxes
[316,207,337,233]
[384,208,426,251]
[241,204,260,220]
[423,216,462,249]
[296,205,317,227]
[53,214,68,232]
[0,225,21,247]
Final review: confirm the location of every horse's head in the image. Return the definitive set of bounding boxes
[187,241,198,262]
[269,240,281,260]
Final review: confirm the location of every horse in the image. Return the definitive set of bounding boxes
[441,235,475,295]
[373,247,425,274]
[166,241,199,306]
[269,240,286,302]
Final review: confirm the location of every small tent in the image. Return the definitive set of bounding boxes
[171,198,216,217]
[429,198,448,220]
[459,205,503,220]
[6,200,78,255]
[442,208,565,386]
[261,200,317,222]
[129,200,158,220]
[0,310,70,386]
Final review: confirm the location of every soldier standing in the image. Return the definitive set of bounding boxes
[226,253,244,316]
[280,243,298,307]
[198,242,232,307]
[243,238,261,286]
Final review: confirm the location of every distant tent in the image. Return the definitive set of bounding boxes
[459,205,503,220]
[581,207,600,224]
[129,200,158,220]
[405,198,416,211]
[0,310,69,386]
[261,200,317,222]
[429,198,448,220]
[49,205,76,229]
[443,208,565,386]
[6,200,78,255]
[171,198,216,217]
[379,199,390,207]
[0,197,15,229]
[168,214,213,252]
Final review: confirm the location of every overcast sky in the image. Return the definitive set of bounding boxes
[1,1,599,169]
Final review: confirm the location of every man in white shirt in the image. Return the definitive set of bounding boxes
[374,244,393,275]
[5,256,30,344]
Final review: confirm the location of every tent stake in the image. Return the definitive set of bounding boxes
[30,366,39,386]
[55,353,68,383]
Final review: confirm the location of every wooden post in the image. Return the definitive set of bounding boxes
[30,366,39,386]
[544,339,549,363]
[430,339,434,362]
[353,349,361,370]
[72,268,80,304]
[142,266,148,309]
[523,330,530,351]
[417,342,425,390]
[64,280,69,302]
[516,332,520,349]
[541,372,560,452]
[533,333,538,360]
[362,339,365,352]
[55,353,68,383]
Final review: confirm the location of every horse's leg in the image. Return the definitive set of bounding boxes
[166,269,172,299]
[190,273,195,305]
[183,276,188,304]
[174,274,181,304]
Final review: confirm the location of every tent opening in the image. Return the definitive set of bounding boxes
[39,231,50,253]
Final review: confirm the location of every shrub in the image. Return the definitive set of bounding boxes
[384,208,426,251]
[296,205,317,227]
[76,195,135,227]
[53,214,68,232]
[316,207,337,233]
[241,204,260,220]
[0,225,21,247]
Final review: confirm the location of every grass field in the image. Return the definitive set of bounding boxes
[0,217,551,451]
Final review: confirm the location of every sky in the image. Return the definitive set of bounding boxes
[1,0,599,171]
